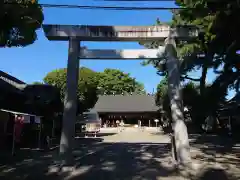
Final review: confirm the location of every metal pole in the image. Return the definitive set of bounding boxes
[52,119,55,138]
[12,118,16,156]
[59,38,80,165]
[38,117,42,149]
[228,116,232,136]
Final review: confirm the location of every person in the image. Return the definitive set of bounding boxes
[116,120,120,127]
[120,120,124,132]
[44,135,50,150]
[139,120,144,131]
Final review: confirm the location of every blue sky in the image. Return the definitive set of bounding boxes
[1,0,223,95]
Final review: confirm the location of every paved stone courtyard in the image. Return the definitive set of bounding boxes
[0,127,239,180]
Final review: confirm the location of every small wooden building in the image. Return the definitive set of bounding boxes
[0,71,62,150]
[91,94,160,127]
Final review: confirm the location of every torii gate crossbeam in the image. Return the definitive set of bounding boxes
[79,48,165,59]
[43,24,199,166]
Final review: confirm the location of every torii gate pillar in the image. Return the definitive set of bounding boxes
[60,38,80,161]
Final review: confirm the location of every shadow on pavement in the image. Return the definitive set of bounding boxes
[189,134,240,153]
[193,167,238,180]
[0,137,104,167]
[189,134,240,169]
[1,140,239,180]
[97,133,117,137]
[1,142,174,180]
[76,132,117,138]
[72,142,177,180]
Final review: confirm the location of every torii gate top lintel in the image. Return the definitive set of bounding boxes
[43,24,199,41]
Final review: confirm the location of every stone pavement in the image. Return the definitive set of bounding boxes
[62,128,181,180]
[1,128,239,180]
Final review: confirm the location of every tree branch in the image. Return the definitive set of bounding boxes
[181,75,200,81]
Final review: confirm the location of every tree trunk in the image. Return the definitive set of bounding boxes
[200,65,207,96]
[164,37,191,166]
[197,64,208,131]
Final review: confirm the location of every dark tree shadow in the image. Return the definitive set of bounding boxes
[188,134,240,172]
[76,133,117,138]
[1,139,239,180]
[194,167,238,180]
[0,142,178,180]
[69,142,178,180]
[189,133,240,155]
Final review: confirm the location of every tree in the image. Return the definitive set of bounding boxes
[141,0,240,169]
[0,0,43,47]
[156,78,200,131]
[96,68,146,95]
[43,67,99,114]
[155,76,168,107]
[172,0,240,125]
[23,84,62,116]
[142,0,240,123]
[32,81,43,85]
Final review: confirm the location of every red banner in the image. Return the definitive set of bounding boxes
[14,115,24,143]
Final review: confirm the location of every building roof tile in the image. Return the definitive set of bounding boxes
[92,94,159,113]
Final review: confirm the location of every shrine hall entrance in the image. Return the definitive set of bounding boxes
[99,112,159,127]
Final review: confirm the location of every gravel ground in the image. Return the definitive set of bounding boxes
[1,128,239,180]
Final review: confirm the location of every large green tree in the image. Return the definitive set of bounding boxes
[96,68,146,95]
[140,0,240,169]
[141,0,240,125]
[0,0,43,47]
[43,68,146,114]
[173,0,240,90]
[172,0,240,124]
[43,67,99,114]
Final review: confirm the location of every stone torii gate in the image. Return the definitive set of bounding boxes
[43,24,198,165]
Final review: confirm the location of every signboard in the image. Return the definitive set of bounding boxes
[43,24,199,41]
[79,48,165,59]
[35,116,41,124]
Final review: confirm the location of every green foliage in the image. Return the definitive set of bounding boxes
[23,84,62,116]
[141,0,240,128]
[174,0,240,91]
[43,67,99,114]
[155,76,168,107]
[156,78,199,112]
[43,67,145,114]
[140,0,237,79]
[0,0,43,47]
[96,68,146,95]
[32,81,43,85]
[156,77,228,130]
[141,38,203,83]
[156,79,200,126]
